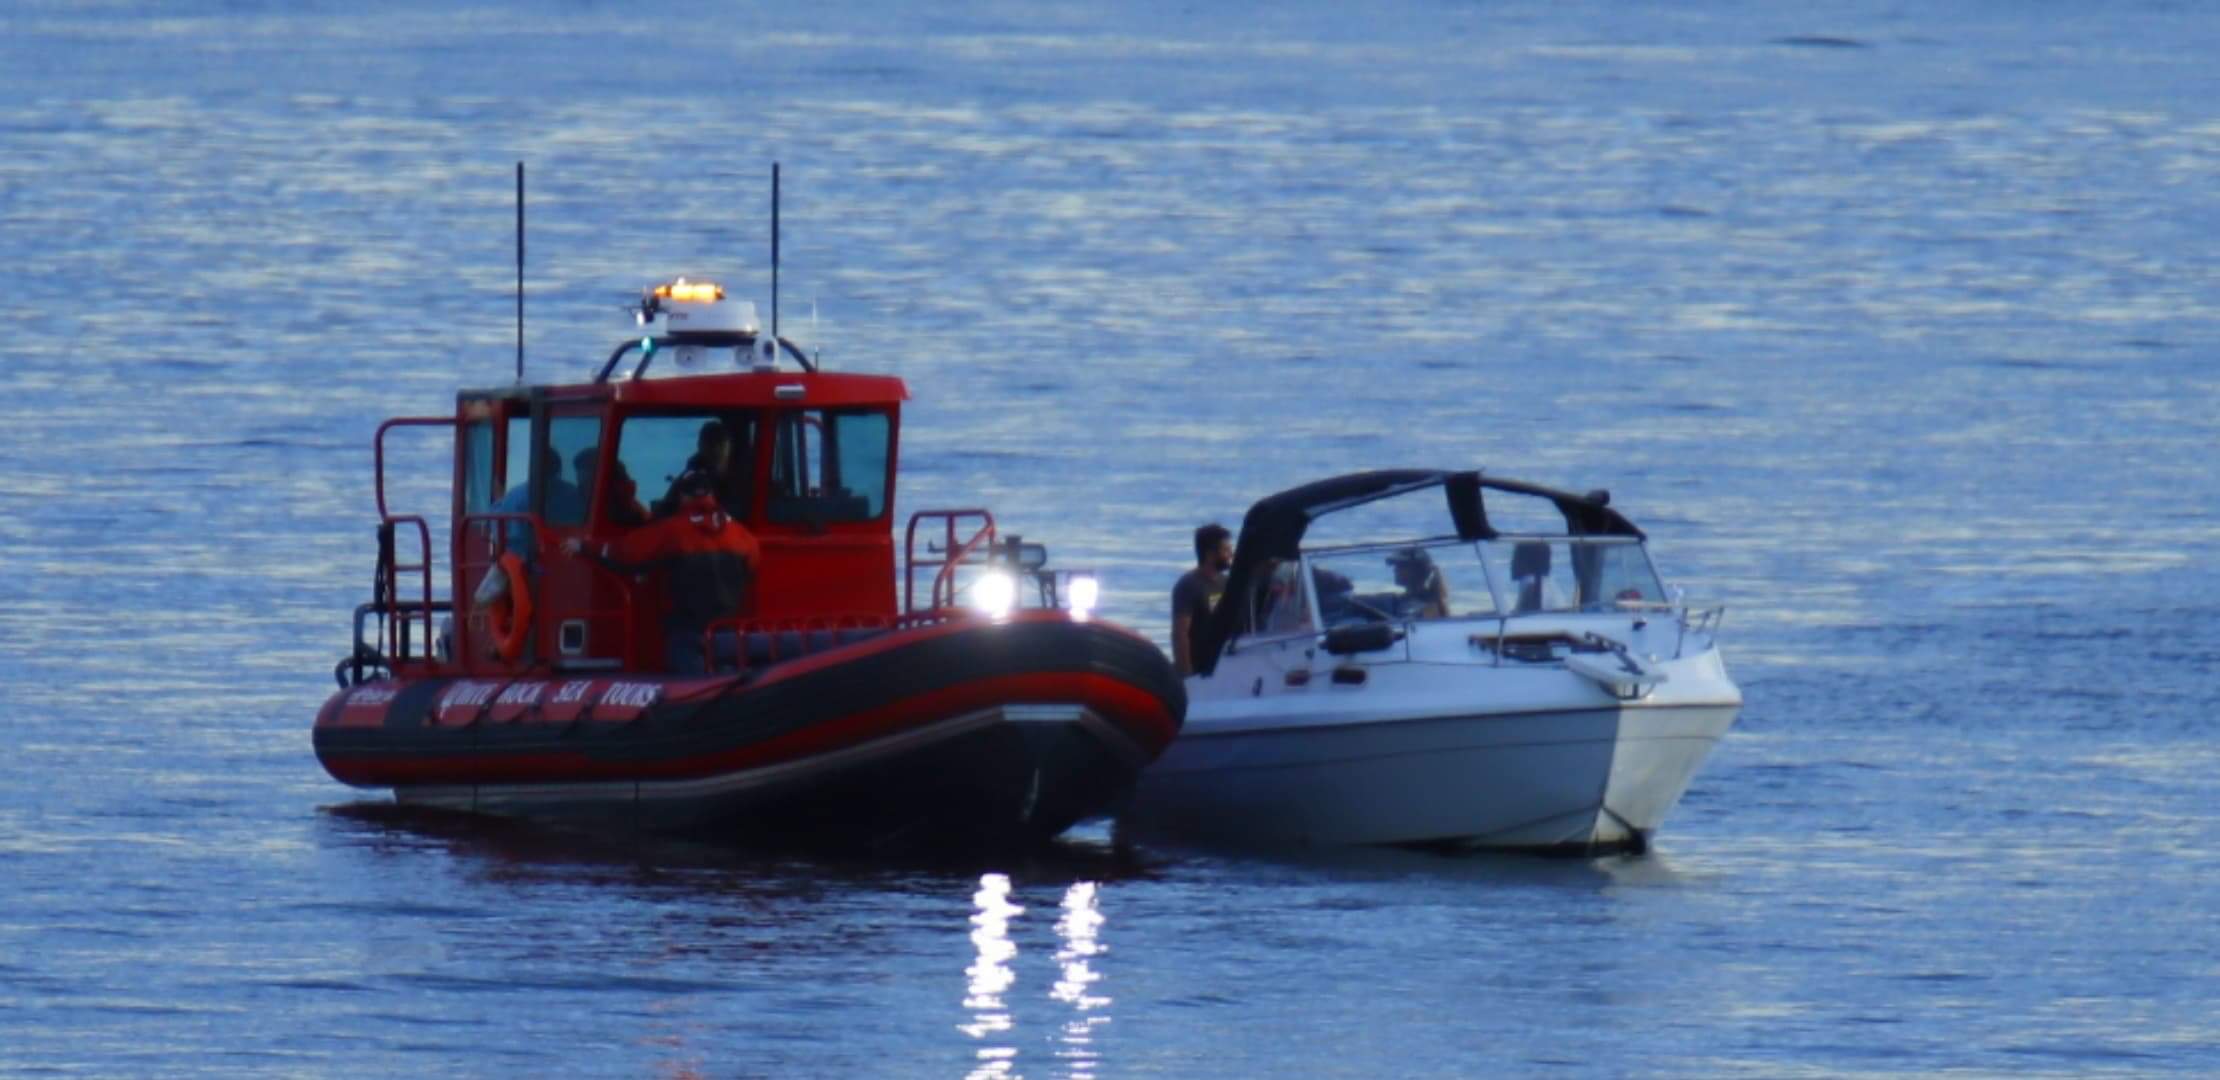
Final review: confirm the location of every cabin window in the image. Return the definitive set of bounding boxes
[461,420,494,514]
[501,415,531,500]
[769,409,889,524]
[611,412,759,520]
[543,413,600,527]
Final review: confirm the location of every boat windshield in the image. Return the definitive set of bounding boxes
[1280,536,1667,631]
[1483,536,1664,614]
[1296,541,1490,630]
[614,411,759,520]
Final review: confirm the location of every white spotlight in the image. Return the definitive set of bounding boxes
[972,572,1016,618]
[1067,575,1099,619]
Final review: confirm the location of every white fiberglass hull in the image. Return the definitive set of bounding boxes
[1121,621,1741,853]
[1124,702,1735,852]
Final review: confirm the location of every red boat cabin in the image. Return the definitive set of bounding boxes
[366,279,938,679]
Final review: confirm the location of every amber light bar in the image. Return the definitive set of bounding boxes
[654,279,725,303]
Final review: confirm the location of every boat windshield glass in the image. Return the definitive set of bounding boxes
[543,413,600,527]
[769,409,890,524]
[613,411,759,520]
[462,419,494,515]
[1304,541,1490,627]
[502,414,530,501]
[1483,537,1664,614]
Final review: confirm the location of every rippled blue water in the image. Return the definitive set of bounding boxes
[3,1,2217,1075]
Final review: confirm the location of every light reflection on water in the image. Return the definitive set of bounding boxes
[962,872,1022,1072]
[1051,881,1110,1080]
[960,874,1116,1079]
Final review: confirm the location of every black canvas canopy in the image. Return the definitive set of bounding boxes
[1189,469,1643,676]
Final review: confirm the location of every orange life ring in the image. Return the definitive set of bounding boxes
[487,552,534,662]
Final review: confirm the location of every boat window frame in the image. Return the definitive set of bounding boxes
[767,406,894,526]
[461,397,538,562]
[542,406,604,529]
[460,417,495,517]
[501,412,533,509]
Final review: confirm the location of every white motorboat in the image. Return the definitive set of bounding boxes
[1120,470,1740,855]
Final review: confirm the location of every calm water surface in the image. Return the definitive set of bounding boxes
[2,2,2217,1076]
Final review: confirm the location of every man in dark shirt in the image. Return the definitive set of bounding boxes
[1171,523,1233,676]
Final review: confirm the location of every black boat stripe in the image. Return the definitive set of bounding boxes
[396,703,1144,811]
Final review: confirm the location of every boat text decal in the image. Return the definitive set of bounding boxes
[436,680,499,720]
[599,682,662,709]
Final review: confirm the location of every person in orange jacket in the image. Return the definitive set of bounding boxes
[564,471,760,674]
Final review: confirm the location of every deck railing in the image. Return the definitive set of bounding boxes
[903,509,996,614]
[373,514,439,662]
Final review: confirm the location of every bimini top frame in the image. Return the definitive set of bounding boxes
[1191,469,1644,676]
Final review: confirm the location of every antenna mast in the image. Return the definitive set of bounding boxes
[514,161,525,382]
[771,161,781,343]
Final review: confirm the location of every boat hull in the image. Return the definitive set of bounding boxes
[1121,700,1737,854]
[314,614,1184,850]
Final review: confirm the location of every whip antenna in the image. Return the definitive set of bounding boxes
[771,161,781,343]
[514,161,525,382]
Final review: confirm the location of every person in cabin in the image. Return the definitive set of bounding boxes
[1388,546,1451,619]
[564,470,761,675]
[497,445,581,557]
[1171,522,1233,677]
[654,420,731,518]
[575,446,648,529]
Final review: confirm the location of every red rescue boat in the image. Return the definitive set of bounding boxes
[314,273,1183,849]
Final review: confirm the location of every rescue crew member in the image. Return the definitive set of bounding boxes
[654,420,731,518]
[563,471,760,674]
[1171,522,1233,677]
